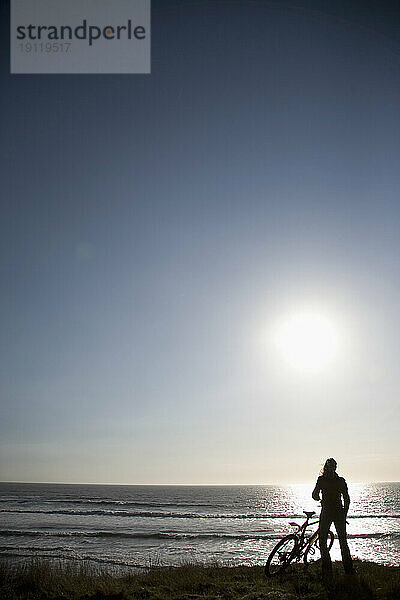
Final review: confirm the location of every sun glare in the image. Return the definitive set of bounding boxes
[273,311,340,372]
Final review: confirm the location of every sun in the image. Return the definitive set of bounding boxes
[273,310,340,372]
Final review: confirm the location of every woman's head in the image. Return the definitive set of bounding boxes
[322,458,337,478]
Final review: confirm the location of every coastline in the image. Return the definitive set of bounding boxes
[1,559,399,600]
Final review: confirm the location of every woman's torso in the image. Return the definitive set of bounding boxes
[318,474,346,511]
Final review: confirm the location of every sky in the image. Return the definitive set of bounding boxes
[1,0,399,485]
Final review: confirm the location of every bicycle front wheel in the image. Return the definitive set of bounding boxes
[265,534,298,577]
[304,530,334,565]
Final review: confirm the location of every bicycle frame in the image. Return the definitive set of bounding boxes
[288,515,320,558]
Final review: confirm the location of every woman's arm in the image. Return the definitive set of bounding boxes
[312,477,321,501]
[342,479,350,515]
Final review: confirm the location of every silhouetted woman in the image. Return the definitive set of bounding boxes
[312,458,354,577]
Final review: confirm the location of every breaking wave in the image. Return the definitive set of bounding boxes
[1,508,400,519]
[1,529,399,541]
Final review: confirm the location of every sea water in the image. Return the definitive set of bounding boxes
[0,482,399,569]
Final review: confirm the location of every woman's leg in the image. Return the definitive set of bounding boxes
[334,511,354,574]
[318,510,333,579]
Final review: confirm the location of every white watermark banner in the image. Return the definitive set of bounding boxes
[11,0,150,74]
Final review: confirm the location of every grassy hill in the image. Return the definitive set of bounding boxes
[1,559,399,600]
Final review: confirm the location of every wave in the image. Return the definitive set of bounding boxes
[0,544,69,553]
[0,498,225,509]
[347,532,400,539]
[65,499,225,509]
[0,508,300,519]
[2,507,400,520]
[0,548,146,569]
[1,529,399,542]
[0,529,278,541]
[351,515,400,520]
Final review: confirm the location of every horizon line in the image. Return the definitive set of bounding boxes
[1,479,399,486]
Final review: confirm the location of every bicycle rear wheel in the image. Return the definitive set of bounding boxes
[304,530,334,565]
[265,534,298,577]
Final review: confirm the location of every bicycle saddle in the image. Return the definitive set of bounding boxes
[303,511,315,518]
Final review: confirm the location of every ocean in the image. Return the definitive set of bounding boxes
[0,482,399,570]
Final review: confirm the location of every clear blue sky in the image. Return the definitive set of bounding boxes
[1,0,399,484]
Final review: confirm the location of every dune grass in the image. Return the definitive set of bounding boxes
[0,558,399,600]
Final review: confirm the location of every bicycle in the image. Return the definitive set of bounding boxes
[265,510,334,576]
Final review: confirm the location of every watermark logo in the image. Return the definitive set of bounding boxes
[11,0,150,74]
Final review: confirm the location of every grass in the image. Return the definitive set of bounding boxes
[0,559,399,600]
